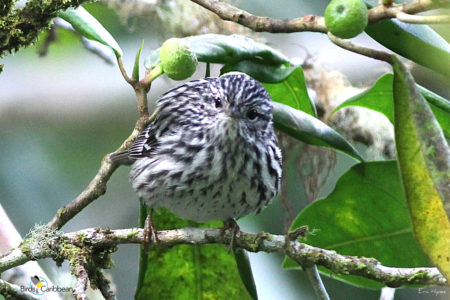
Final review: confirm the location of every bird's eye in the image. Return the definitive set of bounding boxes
[214,98,222,108]
[247,109,258,120]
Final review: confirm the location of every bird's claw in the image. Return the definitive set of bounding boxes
[143,209,159,251]
[223,219,240,253]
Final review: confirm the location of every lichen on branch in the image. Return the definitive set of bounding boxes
[0,0,91,57]
[0,227,447,288]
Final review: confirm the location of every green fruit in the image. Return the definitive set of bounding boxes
[325,0,368,39]
[160,38,198,80]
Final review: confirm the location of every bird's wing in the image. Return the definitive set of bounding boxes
[110,123,159,165]
[129,123,158,159]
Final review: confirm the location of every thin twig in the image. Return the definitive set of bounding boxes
[117,57,136,85]
[47,108,160,230]
[368,0,450,23]
[396,12,450,24]
[46,57,163,230]
[1,227,447,287]
[190,0,327,33]
[189,0,449,34]
[47,156,117,230]
[327,32,393,63]
[305,265,330,300]
[94,270,117,300]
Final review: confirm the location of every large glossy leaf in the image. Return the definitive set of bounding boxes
[184,34,289,65]
[273,102,363,161]
[135,208,253,300]
[263,67,316,116]
[333,74,394,122]
[57,6,123,57]
[221,59,296,83]
[233,247,258,300]
[418,85,450,139]
[283,161,431,288]
[364,0,450,76]
[333,73,450,138]
[392,58,450,280]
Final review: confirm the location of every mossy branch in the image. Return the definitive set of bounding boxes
[0,227,446,288]
[0,0,92,57]
[0,279,40,300]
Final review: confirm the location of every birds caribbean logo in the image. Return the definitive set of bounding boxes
[30,275,48,295]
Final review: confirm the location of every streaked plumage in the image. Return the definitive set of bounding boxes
[113,73,282,222]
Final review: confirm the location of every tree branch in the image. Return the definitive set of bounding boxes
[47,107,160,230]
[93,270,117,300]
[0,279,41,300]
[46,56,162,230]
[73,262,88,300]
[189,0,449,33]
[0,0,93,57]
[0,227,447,287]
[190,0,327,33]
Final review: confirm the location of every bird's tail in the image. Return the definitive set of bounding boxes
[110,151,134,166]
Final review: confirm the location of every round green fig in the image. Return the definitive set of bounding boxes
[325,0,368,39]
[160,38,198,80]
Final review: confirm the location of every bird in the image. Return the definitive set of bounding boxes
[111,73,282,231]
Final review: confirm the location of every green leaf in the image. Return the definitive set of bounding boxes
[272,102,363,161]
[366,21,450,76]
[418,85,450,139]
[333,73,450,138]
[184,34,289,65]
[392,57,450,280]
[221,59,296,83]
[263,67,316,116]
[333,73,394,122]
[135,208,253,300]
[283,161,431,288]
[132,40,144,80]
[143,48,161,70]
[58,6,123,58]
[233,248,258,300]
[364,1,450,76]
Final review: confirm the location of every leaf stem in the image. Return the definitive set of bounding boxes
[117,57,136,85]
[396,12,450,24]
[140,64,164,88]
[327,32,393,64]
[305,265,330,300]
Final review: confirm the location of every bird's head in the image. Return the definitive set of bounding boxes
[211,73,274,141]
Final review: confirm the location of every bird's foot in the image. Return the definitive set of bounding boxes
[222,219,240,253]
[143,209,159,251]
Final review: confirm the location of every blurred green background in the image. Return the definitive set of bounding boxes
[1,0,448,299]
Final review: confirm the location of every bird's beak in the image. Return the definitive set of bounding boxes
[229,106,240,119]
